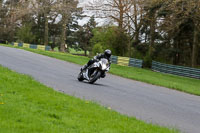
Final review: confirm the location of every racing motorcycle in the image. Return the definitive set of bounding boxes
[77,58,110,84]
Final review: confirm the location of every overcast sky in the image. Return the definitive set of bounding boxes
[77,0,90,25]
[77,0,109,26]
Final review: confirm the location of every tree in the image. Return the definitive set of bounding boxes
[87,0,133,30]
[65,13,81,50]
[76,16,97,56]
[0,0,33,42]
[16,24,35,43]
[31,0,56,46]
[92,43,103,55]
[54,0,79,52]
[91,26,129,56]
[160,0,200,67]
[142,0,165,56]
[128,0,144,46]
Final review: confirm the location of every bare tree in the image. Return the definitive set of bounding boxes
[87,0,133,31]
[31,0,57,45]
[0,0,32,41]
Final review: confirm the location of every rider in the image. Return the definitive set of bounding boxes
[81,49,112,77]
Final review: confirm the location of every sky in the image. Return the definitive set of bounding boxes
[77,0,109,26]
[77,0,91,25]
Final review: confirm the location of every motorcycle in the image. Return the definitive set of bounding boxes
[77,58,110,84]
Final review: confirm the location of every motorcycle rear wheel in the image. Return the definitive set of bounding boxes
[77,72,84,81]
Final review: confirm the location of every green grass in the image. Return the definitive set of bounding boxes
[109,65,200,95]
[69,47,89,55]
[1,43,200,96]
[53,47,89,55]
[0,66,178,133]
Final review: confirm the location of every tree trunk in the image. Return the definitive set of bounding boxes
[52,35,56,51]
[173,39,180,65]
[60,13,67,52]
[192,25,198,67]
[149,15,156,57]
[37,14,42,44]
[128,39,131,57]
[44,11,48,46]
[133,1,140,46]
[127,16,131,57]
[118,0,123,30]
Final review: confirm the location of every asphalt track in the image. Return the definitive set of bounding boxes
[0,46,200,133]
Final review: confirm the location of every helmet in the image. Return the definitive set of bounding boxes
[104,49,111,58]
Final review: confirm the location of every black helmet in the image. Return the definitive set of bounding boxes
[104,49,111,58]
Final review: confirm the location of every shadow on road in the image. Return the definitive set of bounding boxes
[76,80,110,87]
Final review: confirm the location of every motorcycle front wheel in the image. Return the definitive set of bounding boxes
[89,70,102,84]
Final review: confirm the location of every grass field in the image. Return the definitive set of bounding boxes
[0,66,178,133]
[1,44,200,96]
[53,47,89,55]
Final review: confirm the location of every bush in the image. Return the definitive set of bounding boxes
[143,54,152,68]
[92,43,103,55]
[130,47,143,59]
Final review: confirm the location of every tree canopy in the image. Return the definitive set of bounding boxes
[0,0,200,68]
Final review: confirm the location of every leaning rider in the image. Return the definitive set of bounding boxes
[81,49,112,77]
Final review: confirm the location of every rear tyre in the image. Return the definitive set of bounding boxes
[89,70,101,84]
[77,72,84,81]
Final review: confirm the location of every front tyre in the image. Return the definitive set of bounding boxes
[89,70,102,84]
[77,72,84,81]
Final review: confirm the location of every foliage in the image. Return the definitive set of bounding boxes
[92,43,103,55]
[66,15,80,49]
[16,24,35,43]
[91,27,129,56]
[1,0,200,67]
[76,16,97,55]
[130,47,144,60]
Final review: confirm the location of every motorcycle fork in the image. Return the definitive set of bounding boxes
[88,68,99,78]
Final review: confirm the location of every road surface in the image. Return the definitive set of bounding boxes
[0,46,200,133]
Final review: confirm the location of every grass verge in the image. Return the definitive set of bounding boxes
[0,44,200,96]
[53,47,89,55]
[0,66,178,133]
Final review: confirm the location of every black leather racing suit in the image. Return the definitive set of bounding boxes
[87,53,111,67]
